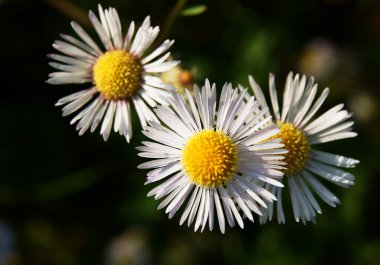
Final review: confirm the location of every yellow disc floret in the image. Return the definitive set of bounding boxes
[274,122,311,176]
[181,130,238,187]
[93,50,142,100]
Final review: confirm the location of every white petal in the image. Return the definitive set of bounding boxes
[55,88,96,106]
[158,180,187,210]
[311,150,359,168]
[47,72,91,85]
[145,162,182,184]
[70,96,101,125]
[244,125,280,146]
[48,53,91,68]
[97,4,110,39]
[90,100,109,132]
[249,75,269,115]
[295,175,321,214]
[213,190,225,233]
[49,62,88,73]
[154,173,186,200]
[147,172,182,197]
[144,60,180,73]
[218,186,244,229]
[76,98,104,135]
[180,186,200,226]
[302,170,340,207]
[168,183,194,219]
[194,189,206,232]
[234,177,267,208]
[100,100,116,141]
[61,91,95,116]
[142,39,174,64]
[60,33,98,56]
[293,84,318,127]
[228,183,254,220]
[268,73,281,120]
[120,101,132,142]
[123,21,135,50]
[298,88,330,129]
[306,160,355,187]
[187,186,203,227]
[88,10,112,50]
[304,104,346,134]
[288,176,301,222]
[138,157,179,169]
[207,190,215,231]
[309,121,354,140]
[280,72,295,121]
[309,131,357,144]
[53,41,96,60]
[71,21,102,55]
[276,187,286,224]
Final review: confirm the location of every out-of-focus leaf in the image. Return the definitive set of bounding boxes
[181,5,207,16]
[29,163,106,202]
[0,160,112,205]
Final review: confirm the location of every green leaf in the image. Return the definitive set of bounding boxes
[181,5,207,16]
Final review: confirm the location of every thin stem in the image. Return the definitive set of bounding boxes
[154,0,187,47]
[42,0,91,28]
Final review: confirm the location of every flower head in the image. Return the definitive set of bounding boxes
[246,72,359,224]
[160,65,196,98]
[47,5,179,141]
[137,80,286,233]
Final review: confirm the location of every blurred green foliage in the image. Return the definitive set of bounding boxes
[1,0,380,264]
[181,4,207,16]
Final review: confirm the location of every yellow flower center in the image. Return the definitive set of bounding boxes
[274,122,311,176]
[181,130,238,187]
[93,50,143,100]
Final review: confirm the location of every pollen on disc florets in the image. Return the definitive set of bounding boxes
[275,122,311,176]
[181,130,238,188]
[93,50,143,100]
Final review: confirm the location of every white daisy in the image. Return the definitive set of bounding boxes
[47,4,179,141]
[137,80,286,233]
[246,72,359,224]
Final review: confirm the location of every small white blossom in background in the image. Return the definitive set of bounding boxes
[245,72,359,224]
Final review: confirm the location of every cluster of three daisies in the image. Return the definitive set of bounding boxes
[47,5,358,233]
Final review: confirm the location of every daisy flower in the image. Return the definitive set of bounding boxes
[246,72,359,224]
[47,5,179,141]
[137,80,286,233]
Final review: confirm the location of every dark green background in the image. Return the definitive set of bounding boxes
[0,0,379,264]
